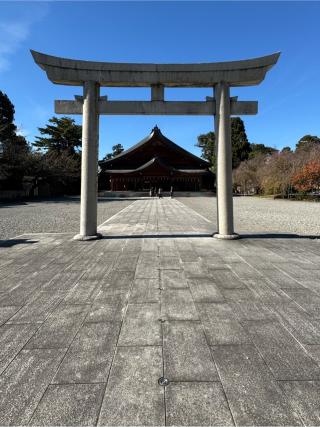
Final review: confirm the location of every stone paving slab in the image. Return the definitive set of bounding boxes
[211,344,302,426]
[0,198,320,425]
[97,346,165,426]
[29,383,105,426]
[279,380,320,426]
[0,348,66,425]
[242,320,320,380]
[118,302,162,346]
[52,321,120,384]
[165,382,234,426]
[163,320,218,381]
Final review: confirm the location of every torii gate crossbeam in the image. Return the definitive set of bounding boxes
[31,50,280,240]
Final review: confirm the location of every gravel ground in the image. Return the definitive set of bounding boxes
[0,197,134,240]
[1,196,319,240]
[177,196,320,236]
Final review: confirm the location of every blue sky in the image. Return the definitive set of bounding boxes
[1,1,320,159]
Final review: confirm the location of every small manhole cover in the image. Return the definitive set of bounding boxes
[158,377,169,386]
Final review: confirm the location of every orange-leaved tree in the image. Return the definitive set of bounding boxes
[292,160,320,192]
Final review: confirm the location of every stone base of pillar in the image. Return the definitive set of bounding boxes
[73,233,103,241]
[213,233,240,240]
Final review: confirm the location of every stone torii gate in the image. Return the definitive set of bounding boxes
[31,50,280,241]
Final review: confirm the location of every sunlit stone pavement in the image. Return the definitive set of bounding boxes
[1,198,320,426]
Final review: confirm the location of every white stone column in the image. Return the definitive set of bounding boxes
[214,81,239,239]
[74,80,101,241]
[214,86,220,234]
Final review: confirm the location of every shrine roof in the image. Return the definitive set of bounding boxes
[99,126,209,167]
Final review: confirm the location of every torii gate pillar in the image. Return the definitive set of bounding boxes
[214,82,238,239]
[74,81,101,241]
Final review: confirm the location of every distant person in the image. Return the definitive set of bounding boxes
[170,186,174,198]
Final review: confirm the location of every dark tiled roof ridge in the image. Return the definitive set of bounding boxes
[99,126,209,166]
[104,156,172,174]
[103,155,210,175]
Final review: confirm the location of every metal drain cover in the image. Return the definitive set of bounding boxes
[158,377,169,386]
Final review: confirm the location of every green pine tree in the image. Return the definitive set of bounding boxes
[196,118,251,170]
[231,117,251,169]
[33,116,82,155]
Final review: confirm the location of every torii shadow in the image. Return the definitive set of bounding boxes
[99,233,319,240]
[101,233,213,239]
[0,239,39,247]
[240,233,319,239]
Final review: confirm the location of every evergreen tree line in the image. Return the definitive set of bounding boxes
[0,91,82,196]
[0,91,129,196]
[196,117,277,170]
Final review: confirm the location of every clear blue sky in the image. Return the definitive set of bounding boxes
[1,1,320,159]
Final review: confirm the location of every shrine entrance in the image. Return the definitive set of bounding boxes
[32,50,280,240]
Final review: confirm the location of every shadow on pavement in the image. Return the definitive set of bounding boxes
[100,233,320,240]
[101,233,213,239]
[0,239,39,247]
[240,233,319,239]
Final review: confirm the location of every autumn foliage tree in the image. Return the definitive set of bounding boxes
[233,132,320,198]
[259,151,295,196]
[292,160,320,192]
[233,154,265,194]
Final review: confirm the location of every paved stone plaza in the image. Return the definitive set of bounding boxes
[1,198,320,425]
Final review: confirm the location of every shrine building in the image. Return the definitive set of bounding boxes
[99,126,214,192]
